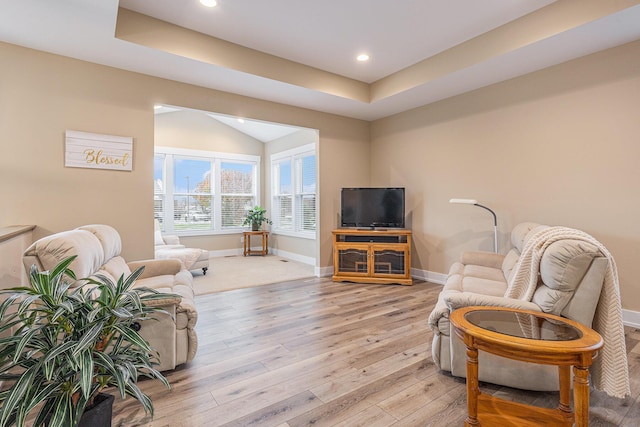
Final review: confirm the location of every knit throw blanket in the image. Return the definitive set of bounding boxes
[505,226,630,399]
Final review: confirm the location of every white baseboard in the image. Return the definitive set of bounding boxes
[209,247,316,264]
[411,268,447,285]
[209,248,242,258]
[622,309,640,328]
[269,248,315,266]
[318,265,334,277]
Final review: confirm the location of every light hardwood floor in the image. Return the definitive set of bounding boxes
[112,278,640,426]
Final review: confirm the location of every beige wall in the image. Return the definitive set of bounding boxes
[155,109,264,155]
[371,40,640,311]
[0,41,370,267]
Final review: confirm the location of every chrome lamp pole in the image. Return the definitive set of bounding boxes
[449,198,498,253]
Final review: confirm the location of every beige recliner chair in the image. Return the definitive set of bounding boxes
[154,219,209,275]
[428,222,618,392]
[23,224,198,372]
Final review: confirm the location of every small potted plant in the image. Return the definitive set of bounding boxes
[242,205,273,231]
[0,256,176,427]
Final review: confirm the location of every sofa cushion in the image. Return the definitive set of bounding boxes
[23,230,104,282]
[539,240,600,292]
[77,224,122,261]
[137,274,179,291]
[101,256,132,281]
[532,287,573,315]
[463,264,505,283]
[511,222,542,252]
[532,239,601,315]
[462,276,507,296]
[501,249,520,283]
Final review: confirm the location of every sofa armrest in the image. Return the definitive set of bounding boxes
[162,234,181,245]
[460,251,505,269]
[445,292,542,312]
[140,294,182,308]
[128,259,182,279]
[76,281,182,308]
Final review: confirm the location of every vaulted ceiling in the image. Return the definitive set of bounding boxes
[2,0,640,120]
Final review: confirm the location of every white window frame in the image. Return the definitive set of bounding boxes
[271,143,317,239]
[155,146,260,236]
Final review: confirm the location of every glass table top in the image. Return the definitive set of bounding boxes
[464,309,582,341]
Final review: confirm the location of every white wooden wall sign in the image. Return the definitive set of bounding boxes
[65,130,133,171]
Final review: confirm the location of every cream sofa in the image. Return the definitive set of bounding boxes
[154,219,209,275]
[428,222,610,391]
[23,224,198,372]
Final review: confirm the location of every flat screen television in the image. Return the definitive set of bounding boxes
[341,187,405,229]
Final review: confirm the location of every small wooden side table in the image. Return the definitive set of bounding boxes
[243,230,268,256]
[450,306,603,427]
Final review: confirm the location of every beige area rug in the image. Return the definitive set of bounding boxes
[192,254,315,295]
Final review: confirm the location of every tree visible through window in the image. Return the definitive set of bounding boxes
[174,158,212,230]
[221,162,255,228]
[155,147,259,234]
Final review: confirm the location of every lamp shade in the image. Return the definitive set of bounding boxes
[449,198,478,204]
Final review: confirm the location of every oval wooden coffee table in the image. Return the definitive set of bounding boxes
[450,306,603,427]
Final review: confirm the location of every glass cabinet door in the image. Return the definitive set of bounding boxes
[336,245,369,275]
[372,246,407,276]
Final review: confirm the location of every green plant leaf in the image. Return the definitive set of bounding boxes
[12,327,40,364]
[123,381,154,417]
[78,350,94,400]
[48,392,73,427]
[73,321,104,356]
[42,341,77,365]
[0,292,23,318]
[48,255,77,281]
[24,381,60,414]
[113,324,153,354]
[0,363,37,426]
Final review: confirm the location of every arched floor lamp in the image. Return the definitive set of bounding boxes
[449,198,498,253]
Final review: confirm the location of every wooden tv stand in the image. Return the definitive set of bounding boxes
[332,228,412,285]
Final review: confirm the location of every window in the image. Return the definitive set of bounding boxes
[154,154,166,230]
[271,144,316,238]
[155,147,259,235]
[220,162,255,228]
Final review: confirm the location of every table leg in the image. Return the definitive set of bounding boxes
[558,365,572,414]
[243,234,249,256]
[573,365,590,427]
[465,341,480,427]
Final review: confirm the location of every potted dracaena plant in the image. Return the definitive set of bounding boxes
[0,256,176,427]
[242,205,273,231]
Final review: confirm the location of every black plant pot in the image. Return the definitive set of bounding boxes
[79,393,115,427]
[45,393,114,427]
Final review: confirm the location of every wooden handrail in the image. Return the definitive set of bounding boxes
[0,225,36,243]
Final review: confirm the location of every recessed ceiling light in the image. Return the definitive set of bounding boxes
[200,0,217,7]
[237,118,245,123]
[154,104,162,109]
[356,54,370,62]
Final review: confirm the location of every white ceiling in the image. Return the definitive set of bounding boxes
[1,0,640,122]
[206,113,303,143]
[120,0,556,84]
